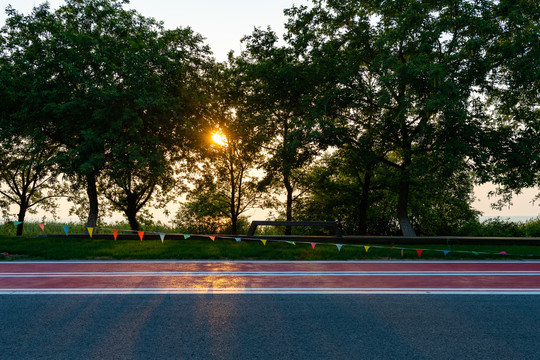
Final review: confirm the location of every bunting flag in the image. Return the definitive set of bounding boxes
[286,241,296,245]
[261,239,267,246]
[235,237,242,242]
[364,246,370,252]
[209,236,215,242]
[311,242,316,249]
[472,251,479,256]
[183,234,191,239]
[416,249,423,257]
[159,233,166,243]
[87,227,94,238]
[138,231,144,241]
[62,225,69,236]
[39,223,45,232]
[499,251,507,255]
[336,244,343,252]
[390,246,396,250]
[443,250,451,256]
[13,221,22,226]
[112,229,118,241]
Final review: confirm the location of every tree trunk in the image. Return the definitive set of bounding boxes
[397,176,416,236]
[231,215,238,235]
[86,172,99,229]
[284,174,293,235]
[357,171,372,235]
[16,204,27,236]
[125,198,140,231]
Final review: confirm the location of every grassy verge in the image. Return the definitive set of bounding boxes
[1,235,539,260]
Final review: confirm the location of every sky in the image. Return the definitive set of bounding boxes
[1,0,538,219]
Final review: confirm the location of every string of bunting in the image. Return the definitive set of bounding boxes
[6,221,537,258]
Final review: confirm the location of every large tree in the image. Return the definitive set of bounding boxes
[1,0,211,228]
[285,0,495,235]
[0,135,60,235]
[234,28,326,233]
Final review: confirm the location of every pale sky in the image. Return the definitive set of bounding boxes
[1,0,539,219]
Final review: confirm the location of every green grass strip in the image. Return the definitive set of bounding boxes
[1,235,539,261]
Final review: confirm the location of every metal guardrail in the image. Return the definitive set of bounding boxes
[246,221,342,237]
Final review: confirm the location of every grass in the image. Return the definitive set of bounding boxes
[1,235,539,261]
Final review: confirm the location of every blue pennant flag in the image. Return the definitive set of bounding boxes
[443,250,451,256]
[336,244,343,252]
[62,225,69,236]
[235,237,242,242]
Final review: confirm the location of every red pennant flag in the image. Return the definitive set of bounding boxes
[311,242,316,249]
[209,236,215,241]
[416,249,423,257]
[390,246,396,250]
[112,229,118,241]
[138,231,144,241]
[39,223,45,232]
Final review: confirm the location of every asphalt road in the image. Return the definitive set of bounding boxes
[0,295,538,360]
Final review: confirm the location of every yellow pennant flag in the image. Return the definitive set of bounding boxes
[364,246,370,252]
[261,239,267,246]
[87,227,94,238]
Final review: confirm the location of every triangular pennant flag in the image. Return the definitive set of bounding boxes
[13,221,22,226]
[235,237,242,242]
[499,251,507,255]
[261,239,267,246]
[112,229,118,241]
[209,236,215,242]
[138,231,144,241]
[39,223,45,232]
[364,246,370,252]
[183,234,191,239]
[472,251,479,256]
[286,241,296,245]
[336,244,343,252]
[443,250,451,256]
[416,249,423,257]
[159,233,165,243]
[87,227,94,238]
[390,246,396,250]
[311,242,316,249]
[62,225,69,236]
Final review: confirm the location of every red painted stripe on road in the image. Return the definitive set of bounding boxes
[1,261,539,293]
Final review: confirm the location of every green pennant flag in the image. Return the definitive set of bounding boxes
[472,251,479,256]
[286,241,296,245]
[183,234,191,239]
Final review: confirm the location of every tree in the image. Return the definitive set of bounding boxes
[296,150,479,235]
[285,0,495,235]
[0,135,60,235]
[180,62,265,235]
[234,28,325,233]
[478,0,539,205]
[0,0,211,229]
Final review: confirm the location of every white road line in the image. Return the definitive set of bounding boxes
[0,288,539,295]
[1,271,540,277]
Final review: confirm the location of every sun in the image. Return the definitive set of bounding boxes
[211,131,227,146]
